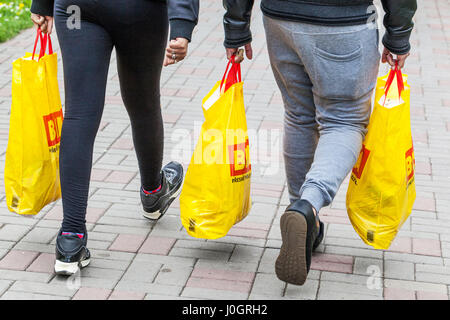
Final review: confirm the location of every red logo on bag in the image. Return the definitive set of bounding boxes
[43,109,63,147]
[352,144,371,179]
[405,144,415,183]
[228,138,251,177]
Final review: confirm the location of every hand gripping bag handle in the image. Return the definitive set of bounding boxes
[220,54,242,93]
[32,28,53,61]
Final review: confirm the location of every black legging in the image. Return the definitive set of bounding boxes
[54,0,167,233]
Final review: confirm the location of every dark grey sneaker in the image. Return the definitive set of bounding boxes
[141,161,183,221]
[275,199,324,285]
[54,230,90,276]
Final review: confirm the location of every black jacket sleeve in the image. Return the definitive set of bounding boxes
[381,0,417,55]
[31,0,54,16]
[168,0,199,42]
[223,0,254,48]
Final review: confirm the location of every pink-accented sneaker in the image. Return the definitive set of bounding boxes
[141,161,183,221]
[54,230,90,276]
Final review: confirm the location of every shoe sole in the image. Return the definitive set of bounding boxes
[275,211,308,285]
[54,258,90,276]
[142,185,182,221]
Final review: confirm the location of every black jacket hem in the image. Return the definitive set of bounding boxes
[30,0,54,16]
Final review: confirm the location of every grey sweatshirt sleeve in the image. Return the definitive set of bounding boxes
[31,0,54,16]
[168,0,199,42]
[381,0,417,55]
[223,0,255,48]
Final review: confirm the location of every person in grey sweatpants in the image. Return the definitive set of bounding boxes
[223,0,417,285]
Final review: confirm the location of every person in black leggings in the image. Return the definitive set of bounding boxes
[30,0,199,275]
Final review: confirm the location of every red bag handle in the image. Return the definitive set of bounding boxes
[220,55,242,93]
[32,28,53,61]
[384,61,404,99]
[47,33,53,55]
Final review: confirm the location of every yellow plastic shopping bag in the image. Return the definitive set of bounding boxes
[346,65,416,249]
[4,29,62,215]
[180,57,251,239]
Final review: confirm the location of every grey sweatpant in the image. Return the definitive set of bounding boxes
[263,15,381,212]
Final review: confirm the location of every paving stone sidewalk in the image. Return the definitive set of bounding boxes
[0,0,449,300]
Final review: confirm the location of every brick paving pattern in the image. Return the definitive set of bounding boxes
[0,0,449,300]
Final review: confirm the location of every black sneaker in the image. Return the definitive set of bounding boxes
[275,199,324,285]
[54,230,90,276]
[141,161,183,221]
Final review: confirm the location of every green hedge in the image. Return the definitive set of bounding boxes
[0,1,33,43]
